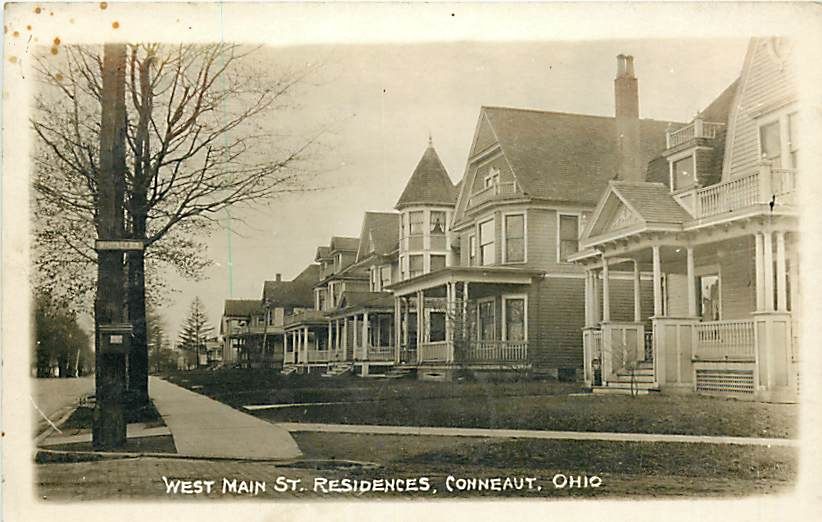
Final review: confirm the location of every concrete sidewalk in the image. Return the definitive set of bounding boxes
[150,376,302,460]
[275,422,797,447]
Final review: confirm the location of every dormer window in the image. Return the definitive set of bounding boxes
[484,167,501,188]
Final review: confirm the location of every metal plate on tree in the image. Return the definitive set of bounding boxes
[95,239,145,251]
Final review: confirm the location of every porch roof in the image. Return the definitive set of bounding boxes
[386,266,543,296]
[284,309,328,329]
[327,291,394,318]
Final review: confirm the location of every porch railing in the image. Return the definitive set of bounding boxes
[461,340,528,362]
[693,320,755,361]
[582,329,603,385]
[468,181,518,208]
[644,331,654,362]
[400,347,417,364]
[305,349,333,363]
[666,120,724,148]
[419,341,449,362]
[284,352,296,365]
[694,165,797,218]
[367,345,395,361]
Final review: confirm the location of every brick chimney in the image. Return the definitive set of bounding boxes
[275,273,282,282]
[615,54,642,181]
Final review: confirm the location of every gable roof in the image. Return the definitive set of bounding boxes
[262,264,319,307]
[472,106,678,206]
[356,212,399,261]
[314,246,331,261]
[330,236,359,253]
[395,144,458,209]
[223,299,264,317]
[609,181,692,224]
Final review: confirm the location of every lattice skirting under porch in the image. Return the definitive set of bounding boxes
[695,369,755,395]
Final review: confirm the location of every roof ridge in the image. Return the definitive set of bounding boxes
[483,105,684,125]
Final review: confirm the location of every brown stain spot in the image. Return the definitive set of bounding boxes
[34,6,42,14]
[70,18,75,24]
[53,37,61,46]
[27,25,32,31]
[50,46,59,56]
[9,56,17,64]
[55,73,64,82]
[13,31,20,38]
[112,21,120,29]
[100,2,108,9]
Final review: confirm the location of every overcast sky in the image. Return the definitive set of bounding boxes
[160,38,749,340]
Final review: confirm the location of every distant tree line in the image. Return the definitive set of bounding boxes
[33,291,92,378]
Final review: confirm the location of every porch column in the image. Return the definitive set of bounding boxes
[327,322,332,355]
[403,298,410,348]
[686,246,697,317]
[394,297,402,363]
[416,290,424,364]
[335,320,340,351]
[462,281,469,339]
[632,261,641,322]
[283,330,289,361]
[755,233,765,311]
[601,256,610,322]
[763,231,775,311]
[362,312,370,361]
[592,269,601,323]
[342,318,348,358]
[353,315,359,358]
[303,327,309,359]
[446,282,455,363]
[776,231,788,312]
[584,269,593,327]
[652,245,663,317]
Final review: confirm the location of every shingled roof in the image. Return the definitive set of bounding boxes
[475,106,678,206]
[395,144,458,209]
[330,236,360,253]
[610,181,692,224]
[262,264,319,307]
[223,299,264,317]
[336,291,394,312]
[356,212,399,261]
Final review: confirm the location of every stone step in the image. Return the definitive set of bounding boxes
[592,387,656,396]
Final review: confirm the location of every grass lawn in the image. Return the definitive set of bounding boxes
[293,432,796,498]
[163,369,797,438]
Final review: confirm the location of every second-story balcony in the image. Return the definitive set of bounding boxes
[665,119,725,149]
[467,181,520,209]
[681,163,797,219]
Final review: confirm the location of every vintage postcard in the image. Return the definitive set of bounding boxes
[3,1,822,521]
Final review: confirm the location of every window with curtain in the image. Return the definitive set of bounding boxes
[698,274,720,321]
[504,298,525,342]
[479,219,495,266]
[468,234,476,266]
[760,120,782,168]
[380,266,391,289]
[559,215,579,262]
[430,254,446,272]
[430,211,446,234]
[409,211,424,236]
[505,214,525,262]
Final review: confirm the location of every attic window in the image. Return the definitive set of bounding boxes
[671,155,696,191]
[484,167,500,188]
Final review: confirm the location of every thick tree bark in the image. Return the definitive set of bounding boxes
[127,250,149,406]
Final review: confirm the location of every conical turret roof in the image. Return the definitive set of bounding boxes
[395,142,457,209]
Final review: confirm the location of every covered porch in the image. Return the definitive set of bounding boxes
[577,222,798,402]
[283,310,341,370]
[387,267,540,376]
[328,291,396,376]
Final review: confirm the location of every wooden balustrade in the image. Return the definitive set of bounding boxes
[696,171,760,217]
[367,345,395,361]
[306,349,332,363]
[468,181,518,208]
[419,341,449,362]
[461,340,528,362]
[667,121,724,148]
[693,320,755,361]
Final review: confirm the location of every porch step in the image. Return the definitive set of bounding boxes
[592,386,658,396]
[321,363,353,378]
[280,366,298,376]
[613,371,656,383]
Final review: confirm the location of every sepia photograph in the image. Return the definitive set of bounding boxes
[3,1,822,520]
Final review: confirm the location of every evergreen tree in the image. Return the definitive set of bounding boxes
[177,297,214,368]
